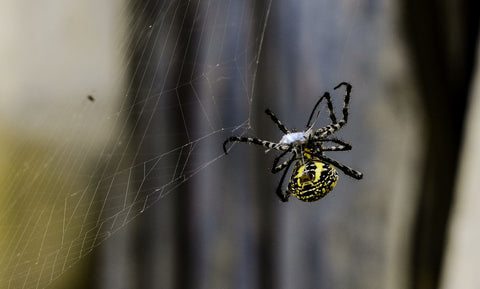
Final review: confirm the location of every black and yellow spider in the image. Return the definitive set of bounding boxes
[223,82,363,202]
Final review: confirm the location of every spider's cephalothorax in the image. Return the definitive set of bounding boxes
[223,82,363,202]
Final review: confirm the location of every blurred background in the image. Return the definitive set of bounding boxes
[0,0,479,288]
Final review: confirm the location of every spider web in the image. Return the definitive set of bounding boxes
[0,0,271,288]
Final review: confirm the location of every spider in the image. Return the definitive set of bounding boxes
[223,82,363,202]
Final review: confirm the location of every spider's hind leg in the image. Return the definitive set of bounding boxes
[316,153,363,180]
[274,159,294,202]
[271,150,294,173]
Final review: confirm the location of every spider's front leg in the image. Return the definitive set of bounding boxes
[265,109,290,134]
[223,136,287,155]
[334,82,352,125]
[316,82,353,138]
[306,92,337,128]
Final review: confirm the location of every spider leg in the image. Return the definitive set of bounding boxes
[319,138,352,152]
[274,158,295,202]
[271,150,295,173]
[265,109,290,134]
[316,82,353,138]
[223,136,289,155]
[322,145,351,152]
[313,153,363,180]
[306,92,337,128]
[334,82,352,124]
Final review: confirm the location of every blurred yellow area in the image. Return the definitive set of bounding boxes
[0,1,124,288]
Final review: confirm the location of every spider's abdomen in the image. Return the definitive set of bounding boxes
[288,160,339,202]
